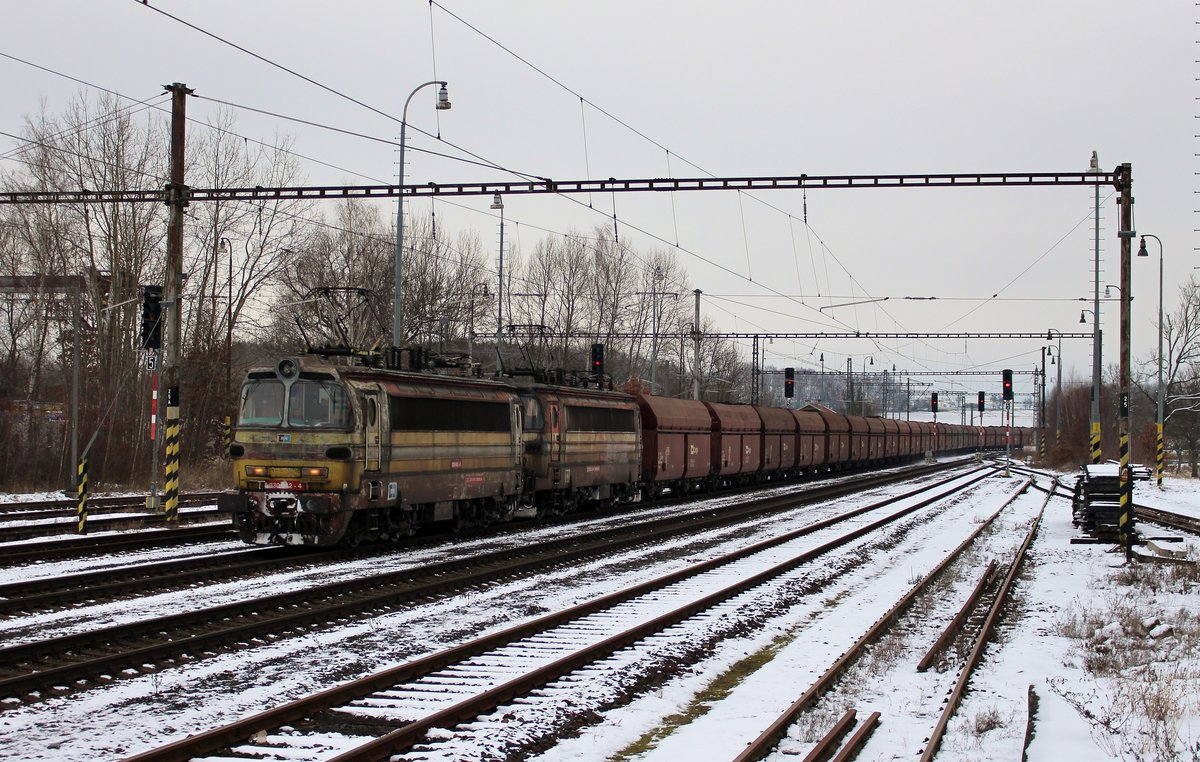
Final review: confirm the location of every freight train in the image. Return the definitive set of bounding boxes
[219,356,1029,546]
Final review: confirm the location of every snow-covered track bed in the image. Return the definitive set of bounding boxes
[0,505,226,542]
[0,462,960,617]
[0,545,323,617]
[0,462,974,710]
[0,491,224,517]
[0,525,238,567]
[729,476,1040,761]
[1134,504,1200,538]
[124,467,999,761]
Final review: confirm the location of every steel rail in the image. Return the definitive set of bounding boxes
[125,467,993,762]
[916,560,1000,672]
[732,476,1032,762]
[1135,504,1200,536]
[326,470,998,762]
[0,491,224,514]
[0,525,236,567]
[831,712,881,762]
[0,507,226,542]
[0,462,951,616]
[0,463,970,708]
[917,482,1051,761]
[0,546,311,617]
[800,709,858,762]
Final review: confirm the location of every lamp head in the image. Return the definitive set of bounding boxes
[1080,311,1087,324]
[490,193,504,210]
[1137,237,1148,257]
[436,84,451,110]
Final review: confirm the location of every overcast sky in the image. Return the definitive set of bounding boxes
[2,1,1193,401]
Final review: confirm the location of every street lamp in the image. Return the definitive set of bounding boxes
[1047,329,1063,449]
[490,193,505,373]
[393,81,451,348]
[1139,234,1165,488]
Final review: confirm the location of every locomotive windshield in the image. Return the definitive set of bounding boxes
[288,378,353,428]
[238,377,353,429]
[239,379,284,426]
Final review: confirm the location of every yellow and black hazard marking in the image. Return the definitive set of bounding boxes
[1090,422,1102,465]
[76,456,88,534]
[165,386,181,522]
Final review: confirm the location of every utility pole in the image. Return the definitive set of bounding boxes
[1115,162,1134,561]
[1039,351,1046,461]
[692,289,702,400]
[650,266,660,394]
[162,82,192,523]
[1090,151,1103,463]
[847,357,854,415]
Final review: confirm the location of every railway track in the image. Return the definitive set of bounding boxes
[0,545,320,617]
[0,506,228,543]
[0,524,238,567]
[731,476,1043,761]
[121,465,1000,761]
[0,460,958,616]
[0,491,224,517]
[0,461,980,713]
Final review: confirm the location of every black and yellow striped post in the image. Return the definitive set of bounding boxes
[1090,422,1102,464]
[223,415,231,460]
[1039,426,1046,461]
[1156,422,1164,488]
[164,384,180,522]
[1118,392,1133,558]
[76,456,88,534]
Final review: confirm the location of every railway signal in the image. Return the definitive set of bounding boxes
[1002,369,1014,401]
[141,285,162,350]
[590,343,604,376]
[931,392,938,413]
[978,391,985,412]
[784,367,794,398]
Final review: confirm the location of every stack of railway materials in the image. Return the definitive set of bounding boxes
[0,461,981,717]
[730,476,1044,762]
[122,464,1001,761]
[1006,462,1198,554]
[0,491,227,542]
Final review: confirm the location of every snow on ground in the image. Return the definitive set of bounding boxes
[0,469,968,759]
[1,467,1199,760]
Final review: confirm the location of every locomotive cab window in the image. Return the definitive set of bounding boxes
[288,379,353,428]
[239,380,285,426]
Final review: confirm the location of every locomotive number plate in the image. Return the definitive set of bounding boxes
[265,480,304,491]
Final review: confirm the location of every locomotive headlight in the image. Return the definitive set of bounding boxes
[246,465,268,477]
[302,467,328,479]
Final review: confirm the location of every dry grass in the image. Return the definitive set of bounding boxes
[1053,562,1200,760]
[972,705,1004,735]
